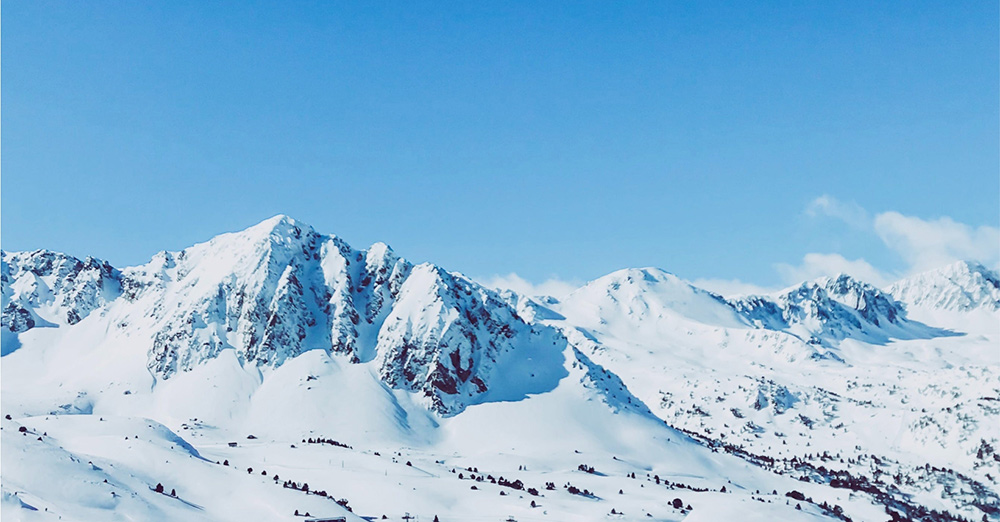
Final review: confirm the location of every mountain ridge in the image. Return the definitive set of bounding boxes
[3,215,998,521]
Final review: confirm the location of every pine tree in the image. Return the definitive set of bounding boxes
[155,483,164,494]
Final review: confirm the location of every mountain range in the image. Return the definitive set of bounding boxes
[2,215,998,522]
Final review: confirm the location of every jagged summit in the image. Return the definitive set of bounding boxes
[729,273,911,346]
[1,216,564,417]
[888,260,1000,312]
[1,249,121,333]
[3,217,995,418]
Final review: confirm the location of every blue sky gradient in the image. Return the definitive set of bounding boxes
[3,1,998,290]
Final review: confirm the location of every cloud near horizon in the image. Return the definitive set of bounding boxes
[775,253,895,288]
[482,197,998,298]
[781,195,1000,287]
[477,273,581,300]
[874,211,1000,273]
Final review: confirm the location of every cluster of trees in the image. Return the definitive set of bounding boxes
[220,457,354,514]
[456,470,532,493]
[577,464,597,474]
[674,422,997,522]
[660,478,709,493]
[670,498,692,511]
[153,483,176,497]
[303,437,352,449]
[279,478,350,511]
[565,483,593,497]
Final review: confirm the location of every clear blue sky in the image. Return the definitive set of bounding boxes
[3,1,997,288]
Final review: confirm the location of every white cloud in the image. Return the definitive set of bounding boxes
[478,273,581,299]
[805,195,869,229]
[692,278,777,297]
[792,195,999,285]
[774,253,894,287]
[873,212,1000,273]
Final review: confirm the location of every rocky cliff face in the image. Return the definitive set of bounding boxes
[2,250,121,332]
[373,264,539,414]
[729,274,908,346]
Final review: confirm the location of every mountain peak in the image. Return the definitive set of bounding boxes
[560,266,745,329]
[888,260,1000,312]
[240,214,315,242]
[578,267,683,292]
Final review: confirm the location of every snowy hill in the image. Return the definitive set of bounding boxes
[2,215,998,522]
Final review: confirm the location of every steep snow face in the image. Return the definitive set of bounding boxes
[730,274,910,346]
[1,250,121,334]
[109,215,420,379]
[888,261,1000,312]
[374,264,552,415]
[122,215,339,376]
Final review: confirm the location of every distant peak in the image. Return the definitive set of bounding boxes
[225,214,317,245]
[253,214,311,232]
[944,259,995,277]
[886,260,1000,312]
[894,260,999,285]
[367,241,395,258]
[603,267,679,283]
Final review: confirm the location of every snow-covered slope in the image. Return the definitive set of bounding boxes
[2,215,998,522]
[534,264,1000,522]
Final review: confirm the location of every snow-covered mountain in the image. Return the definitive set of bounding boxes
[888,261,1000,313]
[2,250,121,333]
[728,274,942,348]
[2,215,998,522]
[3,216,563,417]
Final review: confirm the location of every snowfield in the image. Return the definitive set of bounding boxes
[2,215,998,522]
